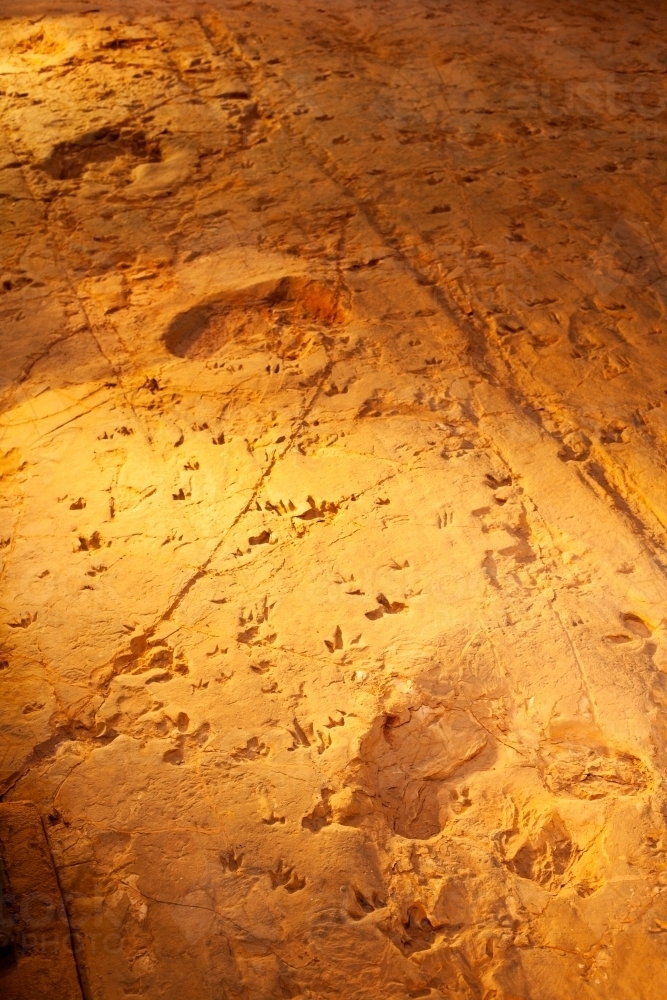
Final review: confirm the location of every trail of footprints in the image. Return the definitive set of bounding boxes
[219,848,305,893]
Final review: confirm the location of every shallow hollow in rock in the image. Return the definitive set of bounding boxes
[38,125,162,181]
[340,706,489,840]
[162,275,348,359]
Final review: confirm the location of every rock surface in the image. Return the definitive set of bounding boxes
[0,801,83,999]
[1,1,667,997]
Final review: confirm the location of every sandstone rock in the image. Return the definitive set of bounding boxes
[0,802,82,1000]
[2,1,667,997]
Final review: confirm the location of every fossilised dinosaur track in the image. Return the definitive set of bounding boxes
[1,2,667,999]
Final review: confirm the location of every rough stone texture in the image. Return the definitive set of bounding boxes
[1,1,667,998]
[0,801,83,999]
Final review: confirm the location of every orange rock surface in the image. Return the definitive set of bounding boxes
[0,802,83,999]
[1,2,667,998]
